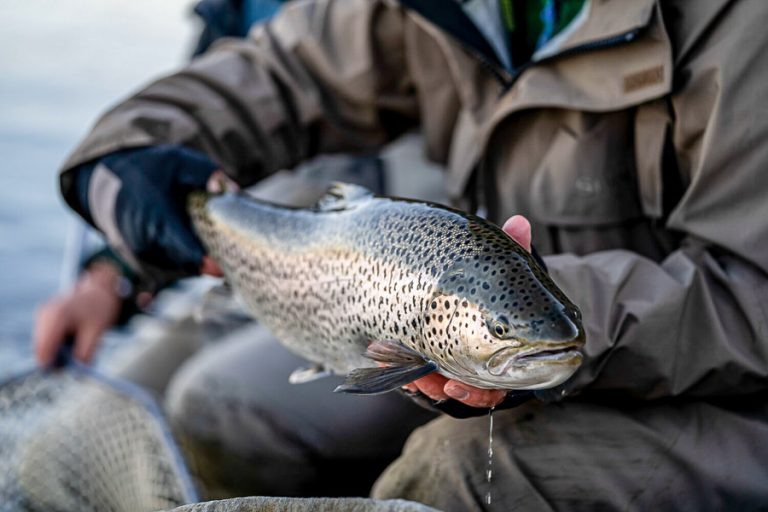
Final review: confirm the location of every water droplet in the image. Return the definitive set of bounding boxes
[486,406,495,507]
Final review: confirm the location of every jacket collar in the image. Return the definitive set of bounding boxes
[427,0,671,199]
[532,0,656,62]
[399,0,658,80]
[398,0,504,69]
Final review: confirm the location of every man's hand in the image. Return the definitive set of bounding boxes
[34,261,124,366]
[405,215,533,408]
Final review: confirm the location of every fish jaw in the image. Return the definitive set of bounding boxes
[478,342,584,389]
[472,311,585,390]
[419,289,586,390]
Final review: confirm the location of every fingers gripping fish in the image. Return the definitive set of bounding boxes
[189,183,585,395]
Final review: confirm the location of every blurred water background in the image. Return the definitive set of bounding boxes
[0,0,197,378]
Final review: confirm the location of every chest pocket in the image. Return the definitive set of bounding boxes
[529,112,643,226]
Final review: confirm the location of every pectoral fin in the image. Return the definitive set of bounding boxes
[362,339,426,364]
[334,361,438,395]
[334,339,438,395]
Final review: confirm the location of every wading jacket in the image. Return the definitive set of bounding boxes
[61,0,768,400]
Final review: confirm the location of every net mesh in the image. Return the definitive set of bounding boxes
[164,497,440,512]
[0,364,198,512]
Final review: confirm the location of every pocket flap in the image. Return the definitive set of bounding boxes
[530,114,643,226]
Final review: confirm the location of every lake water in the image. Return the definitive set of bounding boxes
[0,0,197,377]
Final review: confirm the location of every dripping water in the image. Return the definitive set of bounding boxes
[486,406,495,506]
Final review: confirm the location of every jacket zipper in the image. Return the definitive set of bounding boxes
[464,46,514,84]
[463,27,643,91]
[510,28,642,89]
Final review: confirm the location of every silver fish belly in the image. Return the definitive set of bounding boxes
[189,183,585,393]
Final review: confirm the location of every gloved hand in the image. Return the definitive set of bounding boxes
[64,145,219,287]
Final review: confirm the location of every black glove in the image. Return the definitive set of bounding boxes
[63,144,218,288]
[403,388,535,419]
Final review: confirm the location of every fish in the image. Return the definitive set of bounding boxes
[188,183,585,395]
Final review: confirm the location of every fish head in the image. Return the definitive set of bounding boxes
[424,238,585,390]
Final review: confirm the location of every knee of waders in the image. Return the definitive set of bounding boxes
[371,415,492,510]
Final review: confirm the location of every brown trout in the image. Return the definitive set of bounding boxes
[189,183,585,394]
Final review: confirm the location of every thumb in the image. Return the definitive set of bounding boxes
[200,256,224,277]
[501,215,532,252]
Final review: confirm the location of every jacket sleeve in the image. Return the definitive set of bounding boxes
[549,0,768,400]
[59,0,418,187]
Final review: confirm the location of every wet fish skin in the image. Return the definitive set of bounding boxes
[189,184,585,392]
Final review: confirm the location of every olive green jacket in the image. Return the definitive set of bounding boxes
[61,0,768,400]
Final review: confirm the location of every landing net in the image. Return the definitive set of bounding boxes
[0,362,198,512]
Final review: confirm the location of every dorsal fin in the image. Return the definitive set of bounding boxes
[315,182,373,212]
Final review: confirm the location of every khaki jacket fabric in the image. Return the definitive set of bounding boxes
[61,0,768,401]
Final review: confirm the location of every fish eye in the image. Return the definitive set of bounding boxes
[490,315,510,338]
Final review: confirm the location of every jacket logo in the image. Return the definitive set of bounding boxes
[624,66,664,93]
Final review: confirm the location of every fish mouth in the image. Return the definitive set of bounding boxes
[487,344,582,376]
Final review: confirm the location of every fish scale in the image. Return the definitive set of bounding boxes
[189,183,585,392]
